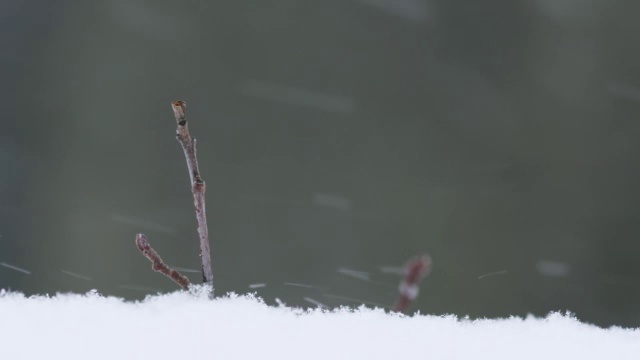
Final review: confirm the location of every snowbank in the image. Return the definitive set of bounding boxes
[1,288,638,359]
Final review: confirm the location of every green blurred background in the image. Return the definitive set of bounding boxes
[2,0,640,327]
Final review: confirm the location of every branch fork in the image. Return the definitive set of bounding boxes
[134,101,214,296]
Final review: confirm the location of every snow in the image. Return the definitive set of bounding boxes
[0,288,638,359]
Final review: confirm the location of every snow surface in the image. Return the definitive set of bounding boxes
[1,288,638,360]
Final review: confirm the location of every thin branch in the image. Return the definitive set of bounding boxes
[393,254,432,314]
[171,101,214,292]
[135,233,191,290]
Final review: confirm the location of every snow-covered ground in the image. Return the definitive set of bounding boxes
[1,288,638,359]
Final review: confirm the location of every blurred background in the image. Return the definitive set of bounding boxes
[2,0,640,327]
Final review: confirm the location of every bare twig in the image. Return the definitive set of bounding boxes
[135,233,191,290]
[171,100,214,293]
[392,254,432,313]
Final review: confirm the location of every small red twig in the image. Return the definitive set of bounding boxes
[135,233,191,290]
[171,101,214,293]
[393,254,432,313]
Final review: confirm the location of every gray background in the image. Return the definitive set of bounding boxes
[2,0,640,327]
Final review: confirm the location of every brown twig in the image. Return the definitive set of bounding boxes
[171,101,214,292]
[135,233,191,290]
[392,254,432,313]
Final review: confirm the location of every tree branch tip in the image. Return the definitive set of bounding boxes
[135,233,149,251]
[171,100,187,124]
[405,254,432,278]
[171,100,186,108]
[134,232,192,290]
